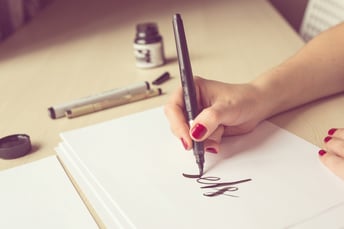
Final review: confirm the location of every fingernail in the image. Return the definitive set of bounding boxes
[180,138,188,150]
[328,128,337,135]
[324,136,332,143]
[205,147,218,154]
[318,149,327,156]
[191,123,207,139]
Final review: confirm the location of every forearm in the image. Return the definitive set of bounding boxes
[252,22,344,118]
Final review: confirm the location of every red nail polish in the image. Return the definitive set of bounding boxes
[180,138,188,150]
[318,149,327,156]
[328,128,337,135]
[191,123,207,139]
[324,136,332,143]
[206,147,218,154]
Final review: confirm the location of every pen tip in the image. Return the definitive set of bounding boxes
[198,166,203,177]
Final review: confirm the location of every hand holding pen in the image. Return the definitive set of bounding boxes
[166,15,266,173]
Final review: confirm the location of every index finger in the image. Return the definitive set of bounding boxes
[164,87,192,149]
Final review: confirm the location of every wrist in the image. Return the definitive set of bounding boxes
[251,68,290,119]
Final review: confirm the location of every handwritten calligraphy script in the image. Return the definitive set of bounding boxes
[183,173,252,197]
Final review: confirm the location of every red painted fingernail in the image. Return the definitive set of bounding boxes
[318,149,327,156]
[180,138,188,150]
[206,147,218,154]
[324,136,332,143]
[328,128,337,135]
[191,123,207,139]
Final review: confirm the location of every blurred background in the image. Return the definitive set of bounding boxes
[0,0,307,42]
[0,0,53,41]
[1,0,343,55]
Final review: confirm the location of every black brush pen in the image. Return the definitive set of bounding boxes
[172,13,205,176]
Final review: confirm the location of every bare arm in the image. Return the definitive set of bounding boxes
[253,22,344,118]
[165,22,344,180]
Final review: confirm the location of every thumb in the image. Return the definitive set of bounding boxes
[189,104,231,142]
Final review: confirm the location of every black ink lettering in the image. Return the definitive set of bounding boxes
[183,173,252,197]
[182,173,201,178]
[203,187,238,197]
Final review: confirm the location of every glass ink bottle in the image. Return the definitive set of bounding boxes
[134,22,165,68]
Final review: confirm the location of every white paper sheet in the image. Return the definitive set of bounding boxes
[0,156,98,229]
[56,107,344,229]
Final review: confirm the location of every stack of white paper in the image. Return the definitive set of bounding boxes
[56,107,344,228]
[0,156,98,229]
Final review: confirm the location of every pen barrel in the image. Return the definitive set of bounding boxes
[193,141,205,164]
[49,81,149,119]
[73,97,130,116]
[66,89,162,118]
[173,14,199,120]
[173,13,205,175]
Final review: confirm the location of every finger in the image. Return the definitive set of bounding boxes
[319,150,344,180]
[222,121,260,136]
[189,103,228,141]
[323,136,344,158]
[164,88,192,150]
[327,128,344,138]
[203,125,224,154]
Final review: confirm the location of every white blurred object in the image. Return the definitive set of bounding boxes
[300,0,344,41]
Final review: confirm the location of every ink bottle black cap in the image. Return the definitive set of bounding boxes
[134,22,165,68]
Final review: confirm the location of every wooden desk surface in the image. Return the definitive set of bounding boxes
[1,0,343,170]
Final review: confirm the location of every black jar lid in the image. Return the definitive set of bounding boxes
[135,22,162,43]
[0,134,32,159]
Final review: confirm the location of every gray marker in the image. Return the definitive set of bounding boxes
[48,81,150,119]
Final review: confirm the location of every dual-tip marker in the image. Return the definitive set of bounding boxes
[48,81,150,119]
[65,88,162,118]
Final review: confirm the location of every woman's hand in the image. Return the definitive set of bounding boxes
[164,76,271,154]
[164,76,344,180]
[319,128,344,180]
